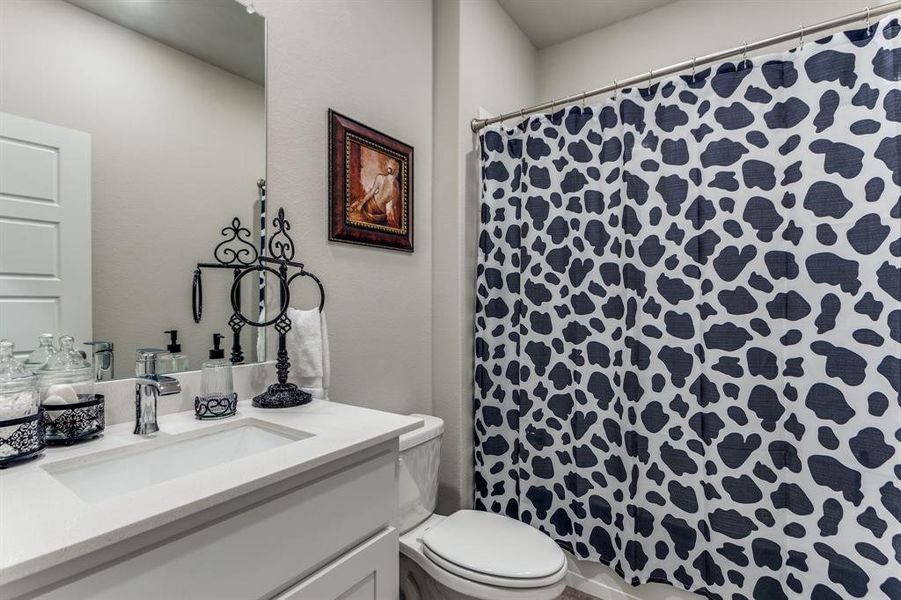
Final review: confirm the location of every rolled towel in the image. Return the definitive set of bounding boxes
[285,307,330,400]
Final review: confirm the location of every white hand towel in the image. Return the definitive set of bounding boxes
[285,307,330,400]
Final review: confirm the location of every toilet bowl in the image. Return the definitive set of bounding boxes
[397,415,567,600]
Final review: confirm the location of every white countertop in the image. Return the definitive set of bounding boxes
[0,400,421,588]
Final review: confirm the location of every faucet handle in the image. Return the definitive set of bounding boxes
[135,348,167,376]
[85,340,113,351]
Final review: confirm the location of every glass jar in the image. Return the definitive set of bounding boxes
[0,340,39,420]
[37,336,95,405]
[24,333,57,371]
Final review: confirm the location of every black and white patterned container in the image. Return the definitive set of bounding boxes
[42,394,105,445]
[0,410,46,468]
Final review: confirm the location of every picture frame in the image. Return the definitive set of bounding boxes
[328,110,414,252]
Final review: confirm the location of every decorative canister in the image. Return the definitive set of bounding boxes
[43,394,105,445]
[0,340,45,467]
[37,336,96,405]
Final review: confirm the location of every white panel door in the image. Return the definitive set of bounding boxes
[0,112,91,355]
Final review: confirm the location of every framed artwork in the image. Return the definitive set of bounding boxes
[328,110,414,252]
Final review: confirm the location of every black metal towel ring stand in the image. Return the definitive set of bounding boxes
[191,208,325,408]
[233,208,325,408]
[192,217,260,364]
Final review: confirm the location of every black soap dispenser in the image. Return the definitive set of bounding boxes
[162,329,189,373]
[196,333,236,420]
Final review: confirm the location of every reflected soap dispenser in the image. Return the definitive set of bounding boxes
[160,330,189,374]
[195,333,236,420]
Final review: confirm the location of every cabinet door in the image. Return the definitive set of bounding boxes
[273,528,397,600]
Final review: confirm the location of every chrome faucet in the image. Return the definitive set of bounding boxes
[134,349,181,436]
[85,340,114,381]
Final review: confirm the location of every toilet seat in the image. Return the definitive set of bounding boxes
[400,512,567,599]
[420,510,566,588]
[422,544,568,589]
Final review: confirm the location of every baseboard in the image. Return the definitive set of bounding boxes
[566,569,642,600]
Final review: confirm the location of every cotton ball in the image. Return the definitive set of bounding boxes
[46,384,78,404]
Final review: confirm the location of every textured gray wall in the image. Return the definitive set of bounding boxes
[432,0,537,513]
[256,0,433,416]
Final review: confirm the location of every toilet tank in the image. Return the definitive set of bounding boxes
[396,414,443,534]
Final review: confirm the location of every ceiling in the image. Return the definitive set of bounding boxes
[65,0,265,85]
[497,0,677,49]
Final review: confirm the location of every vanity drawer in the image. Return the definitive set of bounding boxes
[32,448,396,600]
[270,528,397,600]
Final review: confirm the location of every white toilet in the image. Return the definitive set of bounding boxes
[397,415,567,600]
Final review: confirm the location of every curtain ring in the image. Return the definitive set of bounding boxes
[798,24,805,51]
[742,41,748,64]
[865,6,871,27]
[612,79,618,100]
[581,90,587,107]
[690,57,697,82]
[648,68,654,87]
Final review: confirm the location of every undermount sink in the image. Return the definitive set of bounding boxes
[43,419,313,503]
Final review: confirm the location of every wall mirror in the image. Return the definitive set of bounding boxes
[0,0,266,379]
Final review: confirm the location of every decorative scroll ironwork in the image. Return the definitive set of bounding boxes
[194,393,238,420]
[214,218,258,266]
[194,207,325,409]
[194,215,260,364]
[229,210,324,408]
[267,208,295,262]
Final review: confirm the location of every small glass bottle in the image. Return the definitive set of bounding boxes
[25,333,57,371]
[196,334,236,420]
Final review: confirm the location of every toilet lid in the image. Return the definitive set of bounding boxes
[420,510,566,580]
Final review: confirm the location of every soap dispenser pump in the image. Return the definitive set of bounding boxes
[195,333,236,420]
[160,329,189,373]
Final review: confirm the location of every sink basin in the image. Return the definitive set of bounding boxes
[44,419,313,503]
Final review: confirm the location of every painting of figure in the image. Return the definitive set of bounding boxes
[329,110,414,252]
[347,143,403,231]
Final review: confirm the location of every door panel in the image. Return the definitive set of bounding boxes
[0,112,91,354]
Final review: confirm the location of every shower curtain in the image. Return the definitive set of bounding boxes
[474,18,899,600]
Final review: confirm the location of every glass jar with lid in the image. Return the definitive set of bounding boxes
[24,333,57,372]
[0,339,39,420]
[37,335,95,405]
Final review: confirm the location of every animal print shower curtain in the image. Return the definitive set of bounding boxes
[474,18,899,600]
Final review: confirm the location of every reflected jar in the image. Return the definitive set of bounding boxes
[37,336,95,405]
[24,333,57,372]
[0,340,39,420]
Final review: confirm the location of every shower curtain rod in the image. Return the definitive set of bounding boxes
[470,1,901,132]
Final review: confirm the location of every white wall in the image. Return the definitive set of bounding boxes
[432,0,537,513]
[0,0,265,376]
[537,0,876,102]
[529,1,878,598]
[255,0,433,415]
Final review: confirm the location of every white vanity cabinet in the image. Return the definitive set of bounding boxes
[272,529,397,600]
[14,442,401,600]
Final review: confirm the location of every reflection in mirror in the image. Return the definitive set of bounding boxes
[0,0,266,379]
